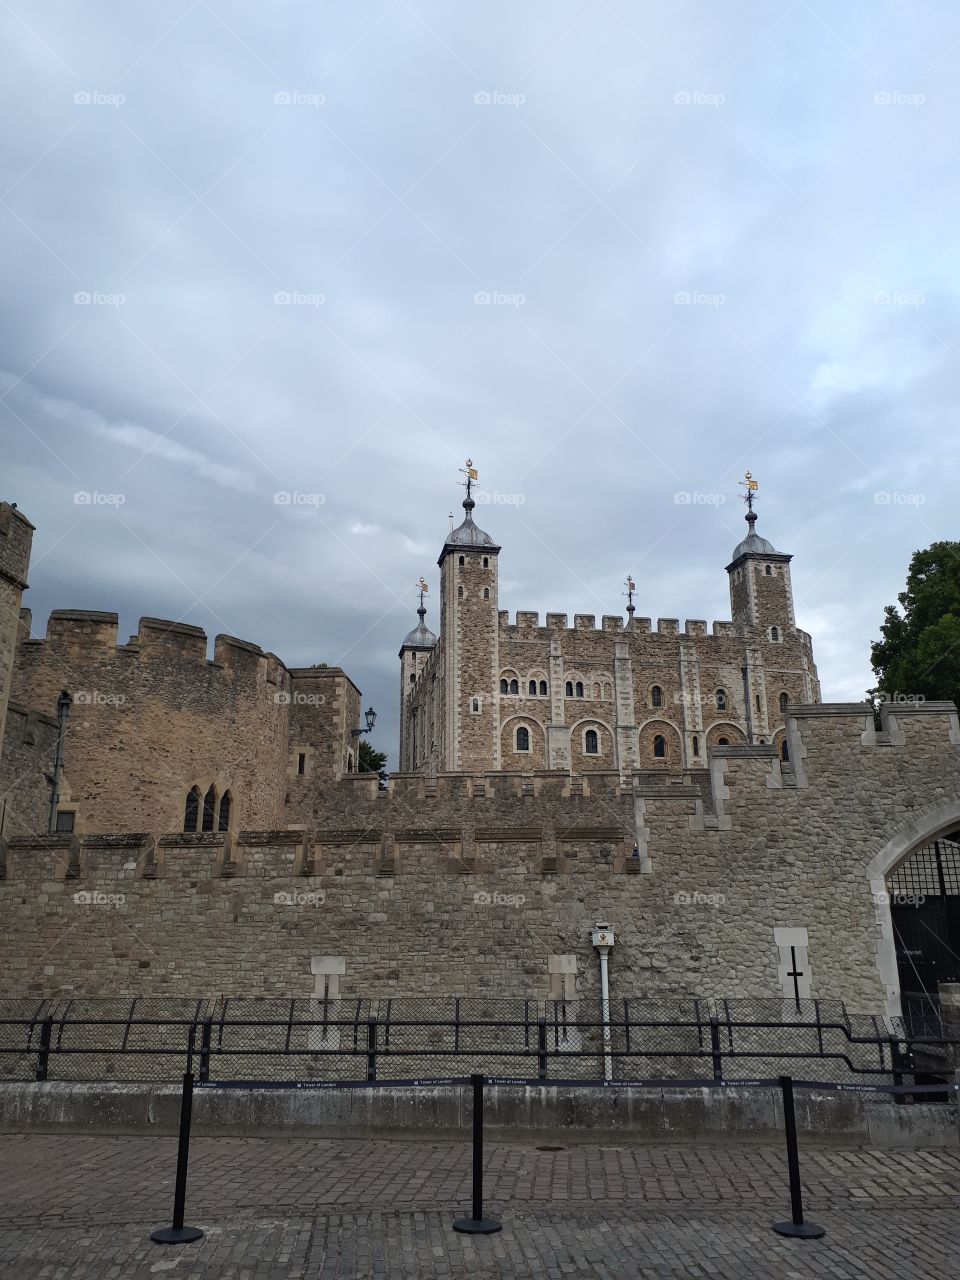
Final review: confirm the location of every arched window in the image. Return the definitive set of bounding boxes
[529,679,537,696]
[765,564,772,575]
[409,673,415,684]
[538,680,547,696]
[509,678,519,695]
[500,679,508,695]
[217,791,231,832]
[482,557,489,568]
[593,682,601,699]
[575,681,584,698]
[183,787,200,833]
[457,585,464,599]
[780,739,790,762]
[692,735,699,757]
[483,588,490,600]
[770,625,779,641]
[584,729,599,755]
[515,726,530,752]
[779,691,788,713]
[755,694,761,711]
[653,734,666,758]
[201,785,217,832]
[716,689,726,711]
[459,555,465,566]
[565,681,573,697]
[717,736,729,746]
[471,696,480,713]
[604,682,612,698]
[651,686,662,708]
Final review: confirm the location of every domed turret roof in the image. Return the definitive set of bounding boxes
[728,510,786,566]
[401,607,437,651]
[437,495,501,564]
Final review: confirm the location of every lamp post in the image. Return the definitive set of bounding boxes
[351,707,377,738]
[47,690,72,835]
[591,922,615,1082]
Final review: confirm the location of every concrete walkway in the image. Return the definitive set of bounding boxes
[1,1134,957,1277]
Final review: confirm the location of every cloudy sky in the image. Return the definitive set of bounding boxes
[2,2,957,765]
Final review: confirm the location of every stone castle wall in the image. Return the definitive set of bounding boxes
[0,702,58,841]
[0,503,33,751]
[3,702,958,1017]
[11,611,293,834]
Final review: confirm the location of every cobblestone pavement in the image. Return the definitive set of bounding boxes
[0,1135,957,1278]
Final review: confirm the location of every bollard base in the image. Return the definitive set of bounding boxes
[453,1217,502,1234]
[773,1220,825,1239]
[151,1226,204,1245]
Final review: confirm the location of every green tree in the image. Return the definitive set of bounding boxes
[870,541,960,711]
[357,739,389,787]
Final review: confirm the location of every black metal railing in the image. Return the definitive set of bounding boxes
[1,995,957,1089]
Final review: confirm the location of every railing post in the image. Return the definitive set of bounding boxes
[453,1074,501,1234]
[35,1015,53,1082]
[772,1076,825,1239]
[150,1070,203,1245]
[888,1035,907,1104]
[709,1016,722,1082]
[198,1018,212,1084]
[367,1016,377,1082]
[537,1018,547,1082]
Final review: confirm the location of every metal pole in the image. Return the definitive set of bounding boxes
[47,691,71,834]
[772,1076,825,1239]
[453,1074,501,1234]
[150,1071,204,1245]
[599,951,612,1082]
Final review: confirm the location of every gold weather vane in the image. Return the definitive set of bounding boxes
[459,458,478,499]
[740,469,759,513]
[417,577,429,609]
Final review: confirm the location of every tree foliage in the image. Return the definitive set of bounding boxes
[870,541,960,711]
[357,738,389,786]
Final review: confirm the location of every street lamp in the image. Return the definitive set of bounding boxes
[352,707,377,738]
[591,922,616,1082]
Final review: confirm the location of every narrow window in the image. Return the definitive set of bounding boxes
[347,752,354,773]
[780,739,790,763]
[472,696,480,713]
[593,682,601,699]
[653,734,666,759]
[716,689,726,711]
[409,672,415,684]
[297,752,306,776]
[516,726,530,752]
[183,787,200,833]
[765,564,772,576]
[483,588,490,600]
[459,555,465,566]
[770,625,779,641]
[539,680,547,696]
[565,681,573,697]
[217,791,231,832]
[201,785,216,832]
[604,682,611,698]
[575,681,584,698]
[529,679,537,696]
[779,692,788,713]
[500,679,508,695]
[756,694,761,711]
[482,557,489,568]
[692,735,699,756]
[509,678,519,695]
[457,585,464,599]
[651,686,662,708]
[717,736,729,746]
[585,729,598,755]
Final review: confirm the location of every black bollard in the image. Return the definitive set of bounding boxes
[453,1074,502,1234]
[772,1075,825,1239]
[151,1071,204,1244]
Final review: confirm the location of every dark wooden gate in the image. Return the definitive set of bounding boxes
[888,836,960,1035]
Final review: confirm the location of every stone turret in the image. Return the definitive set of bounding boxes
[0,502,34,750]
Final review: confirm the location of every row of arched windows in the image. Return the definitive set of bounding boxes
[183,785,232,833]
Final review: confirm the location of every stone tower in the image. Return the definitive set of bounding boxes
[398,589,437,772]
[437,473,501,772]
[0,501,34,749]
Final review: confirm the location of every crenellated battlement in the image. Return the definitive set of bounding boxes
[496,611,749,639]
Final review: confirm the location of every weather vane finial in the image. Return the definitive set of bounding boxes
[459,458,478,501]
[740,469,759,514]
[623,574,636,619]
[417,576,429,611]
